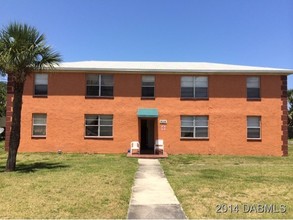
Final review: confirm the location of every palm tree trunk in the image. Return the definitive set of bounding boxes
[5,80,24,171]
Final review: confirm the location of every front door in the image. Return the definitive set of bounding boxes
[140,119,155,154]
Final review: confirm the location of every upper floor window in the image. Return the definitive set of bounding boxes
[34,74,48,96]
[32,114,47,137]
[247,77,260,99]
[142,76,155,98]
[247,116,261,139]
[86,74,113,97]
[85,115,113,137]
[181,116,208,138]
[181,76,208,99]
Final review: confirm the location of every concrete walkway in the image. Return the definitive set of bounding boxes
[127,159,186,219]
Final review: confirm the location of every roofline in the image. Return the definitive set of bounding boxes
[39,61,293,75]
[43,67,293,75]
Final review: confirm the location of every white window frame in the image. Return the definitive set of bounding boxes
[32,113,47,137]
[181,116,209,139]
[141,75,155,98]
[86,74,113,97]
[34,73,48,96]
[247,116,261,140]
[85,114,113,138]
[181,76,208,98]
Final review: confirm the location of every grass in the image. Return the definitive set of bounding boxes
[161,144,293,219]
[0,141,138,219]
[1,141,293,219]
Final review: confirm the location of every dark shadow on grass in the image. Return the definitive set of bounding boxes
[0,165,5,171]
[15,162,70,173]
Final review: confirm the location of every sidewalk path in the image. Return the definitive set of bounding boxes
[127,159,187,219]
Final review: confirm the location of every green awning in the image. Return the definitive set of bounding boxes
[137,108,158,118]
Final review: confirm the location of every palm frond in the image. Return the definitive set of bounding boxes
[0,22,62,81]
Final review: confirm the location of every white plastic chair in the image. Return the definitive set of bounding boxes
[154,139,164,154]
[130,141,140,154]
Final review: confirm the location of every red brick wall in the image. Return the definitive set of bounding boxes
[5,72,288,156]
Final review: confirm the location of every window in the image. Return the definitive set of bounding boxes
[142,76,155,98]
[247,116,261,139]
[247,77,260,99]
[181,76,208,98]
[32,114,47,137]
[181,116,208,138]
[34,74,48,96]
[85,115,113,137]
[86,74,113,97]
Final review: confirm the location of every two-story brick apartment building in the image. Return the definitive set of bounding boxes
[5,61,293,156]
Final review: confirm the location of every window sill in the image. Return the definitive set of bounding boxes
[84,136,113,140]
[180,97,209,101]
[85,96,114,99]
[33,95,48,98]
[32,136,46,139]
[181,137,209,140]
[141,97,155,100]
[247,138,262,141]
[247,98,261,101]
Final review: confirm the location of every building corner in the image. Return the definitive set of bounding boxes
[5,75,13,152]
[281,75,288,156]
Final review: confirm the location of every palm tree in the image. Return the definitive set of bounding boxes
[0,23,61,171]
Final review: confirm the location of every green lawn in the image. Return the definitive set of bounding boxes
[0,141,138,219]
[1,141,293,219]
[161,144,293,219]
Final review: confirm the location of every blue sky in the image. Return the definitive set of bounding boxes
[0,0,293,86]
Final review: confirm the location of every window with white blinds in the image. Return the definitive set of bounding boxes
[34,74,48,96]
[181,116,209,138]
[86,74,114,97]
[85,115,113,137]
[247,77,260,99]
[32,114,47,137]
[247,116,261,139]
[142,76,155,98]
[181,76,208,98]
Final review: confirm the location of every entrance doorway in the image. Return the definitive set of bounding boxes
[140,119,155,154]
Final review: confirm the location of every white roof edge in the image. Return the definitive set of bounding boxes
[49,61,293,74]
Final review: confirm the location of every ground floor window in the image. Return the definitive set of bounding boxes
[247,116,261,139]
[32,114,47,137]
[28,113,263,141]
[85,115,113,137]
[181,116,208,138]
